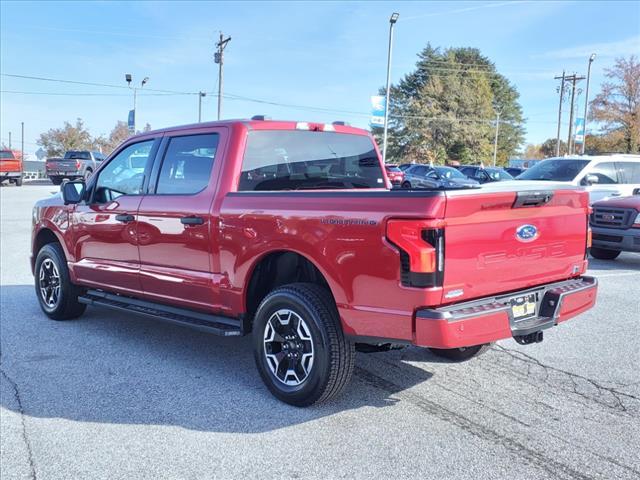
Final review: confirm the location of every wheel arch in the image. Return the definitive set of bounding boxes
[243,250,338,331]
[31,226,69,273]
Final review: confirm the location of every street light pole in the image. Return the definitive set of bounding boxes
[581,53,596,155]
[125,74,148,133]
[198,91,207,122]
[492,110,501,166]
[21,122,24,164]
[554,71,566,156]
[382,12,399,164]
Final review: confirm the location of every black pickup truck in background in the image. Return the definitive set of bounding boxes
[46,150,106,185]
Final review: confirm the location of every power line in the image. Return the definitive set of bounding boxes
[1,90,192,97]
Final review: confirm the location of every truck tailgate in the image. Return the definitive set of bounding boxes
[442,184,589,303]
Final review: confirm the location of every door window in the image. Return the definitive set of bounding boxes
[582,162,618,185]
[155,134,219,194]
[616,162,640,184]
[93,140,155,203]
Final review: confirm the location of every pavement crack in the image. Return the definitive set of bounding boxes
[491,345,640,414]
[0,366,37,480]
[354,366,594,480]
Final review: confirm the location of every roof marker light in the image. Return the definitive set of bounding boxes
[296,122,310,130]
[323,124,335,132]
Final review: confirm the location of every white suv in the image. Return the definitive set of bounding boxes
[516,154,640,203]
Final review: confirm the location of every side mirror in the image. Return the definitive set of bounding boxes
[61,180,85,205]
[584,174,599,185]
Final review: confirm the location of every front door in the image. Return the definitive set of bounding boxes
[71,139,158,295]
[136,130,225,312]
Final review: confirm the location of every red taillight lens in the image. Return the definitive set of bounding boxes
[587,227,592,248]
[387,220,437,273]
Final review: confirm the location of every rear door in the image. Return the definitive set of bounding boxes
[136,129,227,312]
[441,185,589,303]
[71,139,159,294]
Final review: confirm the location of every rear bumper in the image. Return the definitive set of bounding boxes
[415,276,597,349]
[592,226,640,253]
[0,171,22,178]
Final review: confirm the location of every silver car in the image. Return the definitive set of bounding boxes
[401,165,479,189]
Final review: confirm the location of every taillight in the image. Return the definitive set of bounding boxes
[75,160,81,170]
[386,219,445,288]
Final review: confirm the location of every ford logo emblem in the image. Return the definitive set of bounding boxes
[516,224,539,243]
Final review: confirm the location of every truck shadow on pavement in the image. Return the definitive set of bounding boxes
[0,285,435,433]
[587,252,640,271]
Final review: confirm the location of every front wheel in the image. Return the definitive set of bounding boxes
[35,243,86,320]
[428,344,490,362]
[590,247,621,260]
[402,181,412,189]
[253,283,355,407]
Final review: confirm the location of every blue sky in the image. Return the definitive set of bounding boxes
[1,1,639,155]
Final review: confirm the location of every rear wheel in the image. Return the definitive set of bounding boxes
[50,177,62,186]
[253,283,355,407]
[14,177,23,187]
[83,169,93,182]
[590,247,621,260]
[428,344,490,362]
[402,181,412,189]
[35,243,86,320]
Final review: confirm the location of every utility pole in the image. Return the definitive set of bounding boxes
[8,131,11,149]
[198,91,206,122]
[492,110,501,166]
[21,122,24,163]
[382,12,399,164]
[565,73,585,155]
[554,71,566,156]
[215,32,231,121]
[581,53,596,155]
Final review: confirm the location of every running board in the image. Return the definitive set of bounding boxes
[79,290,243,337]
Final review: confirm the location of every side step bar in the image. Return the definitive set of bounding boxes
[79,290,243,337]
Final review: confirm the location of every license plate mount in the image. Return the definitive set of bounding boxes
[509,293,537,321]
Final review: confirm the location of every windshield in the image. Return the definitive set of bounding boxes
[486,168,514,180]
[0,151,15,160]
[517,159,590,181]
[239,130,384,191]
[64,151,91,160]
[435,166,465,179]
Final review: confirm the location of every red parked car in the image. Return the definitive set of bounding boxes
[590,195,640,259]
[0,149,23,186]
[385,164,404,186]
[31,118,597,406]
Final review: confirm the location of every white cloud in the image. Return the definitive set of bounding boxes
[534,35,640,60]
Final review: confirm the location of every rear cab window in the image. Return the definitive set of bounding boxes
[238,130,384,191]
[64,151,91,160]
[0,150,16,160]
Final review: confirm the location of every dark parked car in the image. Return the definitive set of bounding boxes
[505,167,525,177]
[459,165,514,183]
[46,150,106,185]
[402,165,479,189]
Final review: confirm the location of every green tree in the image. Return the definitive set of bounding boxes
[37,118,94,157]
[94,121,130,155]
[373,45,525,165]
[539,138,567,157]
[590,55,640,153]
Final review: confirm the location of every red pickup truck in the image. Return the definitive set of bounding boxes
[1,149,23,186]
[31,119,598,406]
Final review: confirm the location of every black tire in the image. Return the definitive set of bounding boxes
[14,177,23,187]
[84,169,92,182]
[50,177,62,186]
[590,247,621,260]
[34,243,86,320]
[253,283,355,407]
[428,344,490,362]
[402,181,412,189]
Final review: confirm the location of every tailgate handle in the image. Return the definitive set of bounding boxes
[512,191,553,208]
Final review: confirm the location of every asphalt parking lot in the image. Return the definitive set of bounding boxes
[1,183,639,480]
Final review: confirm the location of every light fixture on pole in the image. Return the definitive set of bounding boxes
[581,53,596,155]
[382,12,399,164]
[125,74,149,133]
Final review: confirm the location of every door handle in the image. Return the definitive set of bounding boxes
[115,214,135,223]
[180,216,205,225]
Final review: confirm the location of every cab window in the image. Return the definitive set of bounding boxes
[582,162,618,185]
[155,134,219,195]
[616,162,640,184]
[93,140,154,203]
